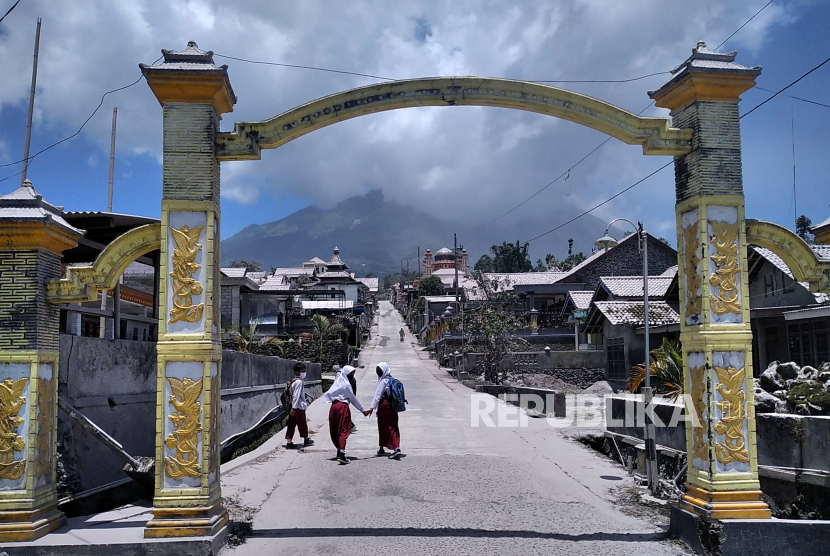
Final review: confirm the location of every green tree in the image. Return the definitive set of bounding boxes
[626,338,684,401]
[458,271,528,384]
[488,241,532,273]
[474,254,494,272]
[229,259,263,272]
[796,215,814,243]
[545,253,560,271]
[532,259,547,272]
[310,314,347,361]
[557,238,585,271]
[418,275,445,296]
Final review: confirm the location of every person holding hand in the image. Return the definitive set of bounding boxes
[323,365,369,465]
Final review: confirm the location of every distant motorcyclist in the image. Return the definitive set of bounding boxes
[399,327,405,341]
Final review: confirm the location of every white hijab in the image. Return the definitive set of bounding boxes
[324,365,356,404]
[372,362,392,409]
[377,362,391,382]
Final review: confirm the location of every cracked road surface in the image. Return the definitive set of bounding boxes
[221,301,688,555]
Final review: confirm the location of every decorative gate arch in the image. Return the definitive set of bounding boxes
[214,76,692,160]
[7,39,823,542]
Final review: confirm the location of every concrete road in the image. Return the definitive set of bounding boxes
[221,301,688,556]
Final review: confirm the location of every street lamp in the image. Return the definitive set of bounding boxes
[596,218,658,494]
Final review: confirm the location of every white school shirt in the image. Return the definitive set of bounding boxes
[291,378,307,410]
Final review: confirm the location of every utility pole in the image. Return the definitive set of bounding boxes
[108,107,117,212]
[417,246,421,276]
[20,18,42,185]
[453,233,459,305]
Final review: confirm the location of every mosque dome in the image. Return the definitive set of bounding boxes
[434,247,454,261]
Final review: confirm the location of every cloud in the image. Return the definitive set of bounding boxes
[0,0,802,235]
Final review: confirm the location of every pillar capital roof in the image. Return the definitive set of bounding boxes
[0,179,84,254]
[649,41,762,114]
[140,41,237,116]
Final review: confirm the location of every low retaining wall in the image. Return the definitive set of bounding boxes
[463,350,606,388]
[58,334,321,498]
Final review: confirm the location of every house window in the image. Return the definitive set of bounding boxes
[764,326,780,368]
[81,314,100,338]
[788,320,830,368]
[607,337,626,381]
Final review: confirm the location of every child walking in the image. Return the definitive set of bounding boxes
[285,363,314,449]
[368,362,402,459]
[323,365,369,464]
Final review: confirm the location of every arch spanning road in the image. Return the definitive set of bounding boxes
[221,301,687,555]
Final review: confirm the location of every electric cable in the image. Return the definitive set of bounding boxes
[0,0,23,25]
[715,0,775,51]
[741,54,830,119]
[755,87,830,109]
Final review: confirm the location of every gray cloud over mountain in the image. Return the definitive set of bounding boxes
[0,1,794,241]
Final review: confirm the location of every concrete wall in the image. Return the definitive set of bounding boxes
[463,349,606,389]
[605,395,830,474]
[220,351,322,439]
[58,334,321,495]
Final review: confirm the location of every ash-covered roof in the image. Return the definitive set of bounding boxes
[481,272,566,287]
[591,301,680,327]
[221,267,247,278]
[259,276,290,291]
[0,179,83,237]
[356,277,379,291]
[598,276,674,299]
[566,290,594,311]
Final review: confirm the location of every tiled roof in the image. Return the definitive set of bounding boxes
[809,215,830,232]
[481,272,566,287]
[273,267,314,276]
[317,271,354,279]
[247,271,267,283]
[811,244,830,263]
[592,301,680,327]
[306,257,326,264]
[259,276,289,291]
[356,277,379,291]
[660,265,678,277]
[567,291,594,311]
[0,180,83,236]
[599,276,674,299]
[221,267,247,278]
[557,232,642,280]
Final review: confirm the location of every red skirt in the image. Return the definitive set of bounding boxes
[329,401,352,450]
[377,398,400,450]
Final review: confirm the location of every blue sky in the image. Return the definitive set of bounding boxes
[0,1,828,249]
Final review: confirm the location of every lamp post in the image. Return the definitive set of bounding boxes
[596,218,657,494]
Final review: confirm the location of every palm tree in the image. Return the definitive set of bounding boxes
[310,314,346,361]
[626,337,684,401]
[230,319,283,355]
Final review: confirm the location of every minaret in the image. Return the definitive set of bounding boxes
[423,249,433,276]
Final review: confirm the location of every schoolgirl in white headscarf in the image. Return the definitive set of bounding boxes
[368,362,401,459]
[324,365,368,464]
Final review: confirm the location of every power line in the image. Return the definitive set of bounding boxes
[477,101,655,229]
[716,0,775,51]
[0,57,162,175]
[755,86,830,109]
[523,161,673,244]
[0,0,23,25]
[214,53,396,82]
[520,54,830,246]
[531,71,670,84]
[741,54,830,119]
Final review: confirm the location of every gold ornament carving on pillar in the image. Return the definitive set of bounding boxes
[689,365,707,462]
[0,377,28,480]
[708,221,741,315]
[164,377,203,479]
[713,365,749,464]
[35,377,54,481]
[169,225,205,325]
[683,223,702,317]
[208,377,219,476]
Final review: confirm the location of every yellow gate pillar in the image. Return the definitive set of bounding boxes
[140,42,235,538]
[0,180,83,541]
[650,42,769,519]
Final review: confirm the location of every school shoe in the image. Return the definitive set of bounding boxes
[376,448,386,457]
[303,438,315,447]
[285,441,298,449]
[351,424,358,433]
[337,452,350,465]
[389,449,402,460]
